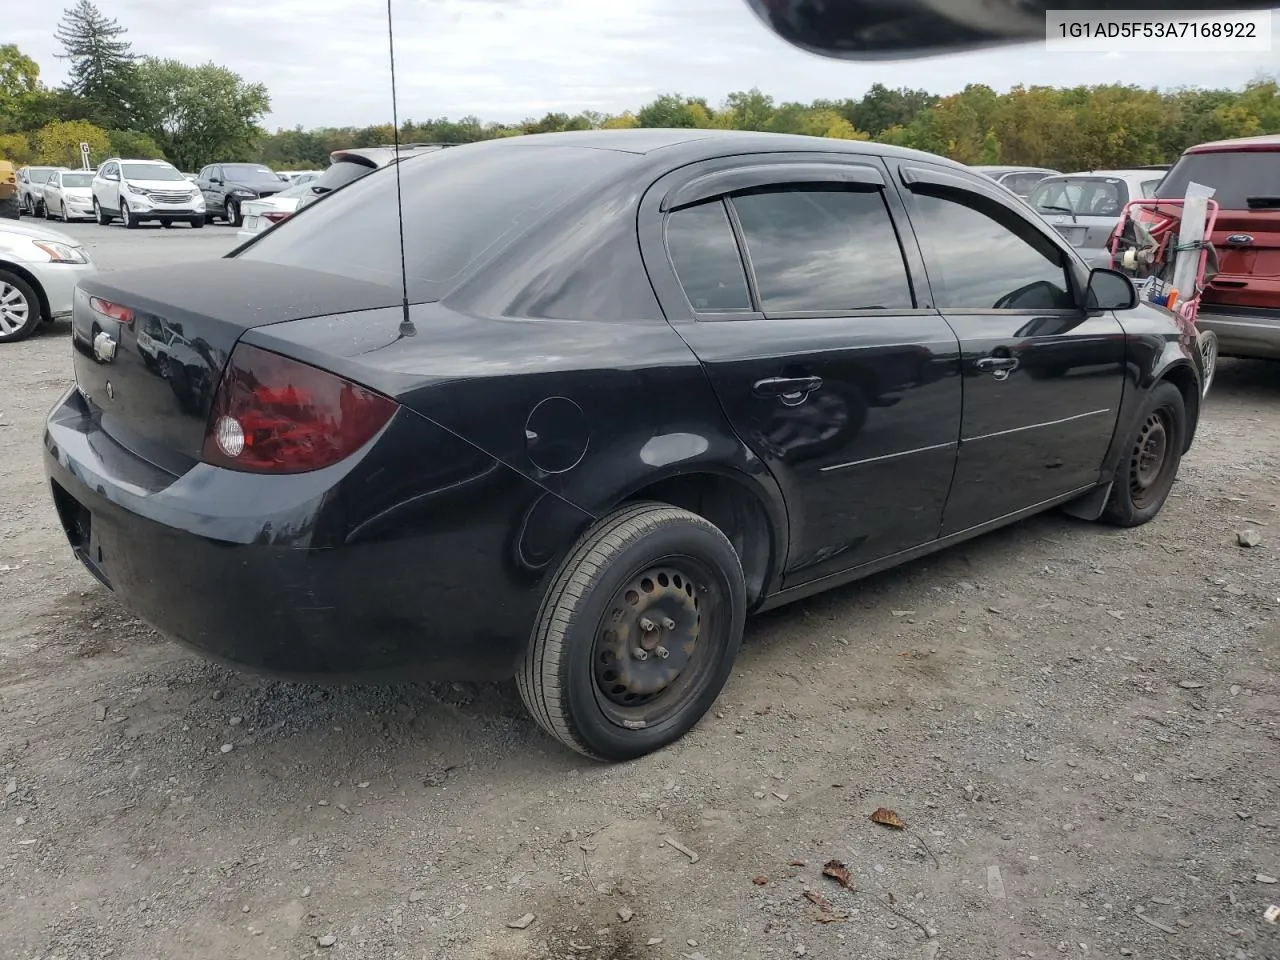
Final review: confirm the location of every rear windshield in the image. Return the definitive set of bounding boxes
[238,143,636,302]
[1028,177,1129,217]
[309,159,376,194]
[1156,150,1280,210]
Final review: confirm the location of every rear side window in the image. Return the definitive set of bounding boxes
[240,143,637,302]
[910,190,1075,310]
[309,159,374,193]
[730,186,913,313]
[665,201,753,312]
[1156,150,1280,209]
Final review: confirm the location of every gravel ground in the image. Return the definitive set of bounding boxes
[1,221,1277,960]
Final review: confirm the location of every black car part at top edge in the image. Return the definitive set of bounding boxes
[740,0,1277,60]
[45,131,1202,687]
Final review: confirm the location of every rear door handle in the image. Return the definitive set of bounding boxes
[753,375,823,400]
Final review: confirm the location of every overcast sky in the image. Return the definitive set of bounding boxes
[10,0,1280,130]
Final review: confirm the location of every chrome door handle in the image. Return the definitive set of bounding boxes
[975,356,1018,380]
[753,376,823,401]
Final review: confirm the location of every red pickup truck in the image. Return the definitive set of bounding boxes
[1155,134,1280,361]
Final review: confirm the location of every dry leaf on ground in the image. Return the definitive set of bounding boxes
[822,859,854,889]
[870,807,906,829]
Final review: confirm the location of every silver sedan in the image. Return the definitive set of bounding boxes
[0,220,97,343]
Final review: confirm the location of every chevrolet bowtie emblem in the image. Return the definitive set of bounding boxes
[93,331,117,363]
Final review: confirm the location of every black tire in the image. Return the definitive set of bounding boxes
[518,502,746,761]
[1100,381,1186,527]
[225,198,241,227]
[121,201,138,229]
[94,199,110,225]
[190,217,205,229]
[0,269,44,343]
[0,198,18,220]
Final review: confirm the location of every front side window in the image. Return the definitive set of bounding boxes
[910,190,1075,310]
[665,200,753,312]
[729,186,913,313]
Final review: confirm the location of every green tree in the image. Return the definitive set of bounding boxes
[135,58,270,169]
[107,128,165,160]
[53,0,140,130]
[33,118,110,166]
[0,45,43,131]
[0,132,32,163]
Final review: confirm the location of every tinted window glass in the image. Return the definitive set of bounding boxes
[1004,172,1050,195]
[1156,150,1280,209]
[240,143,636,302]
[1028,177,1128,217]
[1140,178,1162,198]
[730,186,912,312]
[61,173,93,187]
[665,201,752,312]
[911,191,1075,310]
[311,159,376,193]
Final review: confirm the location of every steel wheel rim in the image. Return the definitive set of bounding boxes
[591,555,721,730]
[122,203,131,226]
[0,282,31,335]
[1129,408,1173,509]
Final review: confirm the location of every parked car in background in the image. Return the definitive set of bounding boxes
[195,163,287,227]
[92,159,207,229]
[44,129,1203,761]
[235,180,320,240]
[17,166,69,216]
[971,165,1059,198]
[278,170,323,185]
[0,161,18,220]
[182,172,198,182]
[295,144,454,212]
[41,170,96,222]
[1155,133,1280,360]
[1026,169,1167,266]
[0,217,95,342]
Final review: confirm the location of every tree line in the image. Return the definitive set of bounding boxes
[2,2,1277,174]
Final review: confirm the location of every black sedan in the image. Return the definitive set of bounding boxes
[44,129,1204,761]
[195,163,286,227]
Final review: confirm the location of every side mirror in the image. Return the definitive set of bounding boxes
[210,177,222,185]
[1085,267,1138,311]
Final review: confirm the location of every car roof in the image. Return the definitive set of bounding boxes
[972,165,1057,174]
[1046,170,1160,181]
[1184,133,1280,154]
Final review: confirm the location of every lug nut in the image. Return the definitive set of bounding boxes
[632,648,649,661]
[661,617,676,631]
[638,617,657,632]
[655,645,670,659]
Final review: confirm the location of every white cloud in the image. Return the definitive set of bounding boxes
[9,0,1279,130]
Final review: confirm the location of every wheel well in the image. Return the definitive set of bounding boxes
[0,261,50,323]
[1159,363,1200,452]
[623,473,776,606]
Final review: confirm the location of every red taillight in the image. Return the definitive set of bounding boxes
[90,296,133,325]
[201,343,398,474]
[262,211,291,224]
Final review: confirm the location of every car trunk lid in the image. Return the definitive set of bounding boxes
[1204,207,1280,311]
[72,259,403,475]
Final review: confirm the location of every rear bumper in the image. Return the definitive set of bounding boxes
[1196,308,1280,360]
[43,387,590,681]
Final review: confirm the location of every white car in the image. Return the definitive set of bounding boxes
[0,220,96,343]
[235,180,318,240]
[91,158,206,229]
[277,170,322,184]
[41,170,97,222]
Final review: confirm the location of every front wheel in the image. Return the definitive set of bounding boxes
[518,502,746,761]
[0,270,43,343]
[190,217,205,229]
[94,199,110,225]
[1100,381,1187,528]
[121,202,138,229]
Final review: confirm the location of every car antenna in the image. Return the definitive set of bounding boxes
[386,0,415,338]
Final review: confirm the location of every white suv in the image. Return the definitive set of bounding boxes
[92,158,206,229]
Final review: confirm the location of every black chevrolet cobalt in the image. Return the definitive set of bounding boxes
[45,129,1204,760]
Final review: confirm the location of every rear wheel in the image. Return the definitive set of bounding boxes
[1100,381,1186,527]
[518,502,746,761]
[0,270,43,343]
